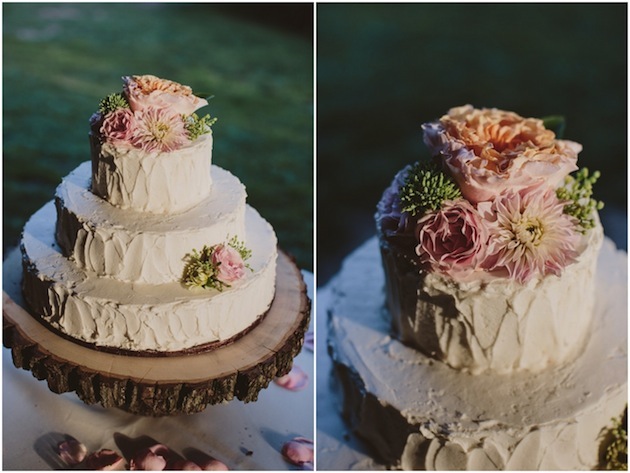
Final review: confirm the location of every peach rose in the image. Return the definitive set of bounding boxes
[422,105,580,203]
[123,74,208,116]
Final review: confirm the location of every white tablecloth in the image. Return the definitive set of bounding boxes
[3,272,314,471]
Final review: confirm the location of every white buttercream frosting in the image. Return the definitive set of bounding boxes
[376,198,604,373]
[22,200,277,353]
[55,161,247,284]
[90,132,214,213]
[327,237,627,470]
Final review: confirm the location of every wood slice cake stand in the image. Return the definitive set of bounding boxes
[3,248,311,417]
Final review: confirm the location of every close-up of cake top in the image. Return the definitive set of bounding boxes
[89,74,216,153]
[377,105,604,284]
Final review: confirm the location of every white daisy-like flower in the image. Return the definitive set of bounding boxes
[130,107,189,152]
[480,187,581,283]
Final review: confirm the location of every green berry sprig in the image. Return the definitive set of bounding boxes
[556,167,604,233]
[399,161,462,216]
[185,113,218,141]
[98,93,129,115]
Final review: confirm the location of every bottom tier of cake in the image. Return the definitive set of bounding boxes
[327,237,627,470]
[21,200,277,354]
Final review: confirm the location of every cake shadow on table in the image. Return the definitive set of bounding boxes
[325,106,627,471]
[3,75,311,416]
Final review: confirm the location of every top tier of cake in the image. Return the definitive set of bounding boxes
[376,105,605,373]
[89,75,215,214]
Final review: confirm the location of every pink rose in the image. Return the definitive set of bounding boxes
[100,108,135,144]
[415,199,489,279]
[422,105,580,203]
[212,244,246,284]
[123,75,208,116]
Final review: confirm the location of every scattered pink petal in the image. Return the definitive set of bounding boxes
[169,459,202,470]
[187,451,229,470]
[274,365,308,391]
[281,437,313,468]
[303,331,314,352]
[57,437,88,465]
[129,444,171,471]
[83,449,124,470]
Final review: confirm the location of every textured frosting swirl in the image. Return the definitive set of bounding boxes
[90,132,213,213]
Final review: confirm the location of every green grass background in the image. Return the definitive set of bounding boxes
[3,3,313,271]
[317,3,627,284]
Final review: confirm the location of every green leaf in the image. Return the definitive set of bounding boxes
[541,115,566,139]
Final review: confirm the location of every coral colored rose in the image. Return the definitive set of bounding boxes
[415,199,489,279]
[212,244,246,284]
[123,75,208,116]
[422,105,580,203]
[479,188,580,283]
[100,108,134,144]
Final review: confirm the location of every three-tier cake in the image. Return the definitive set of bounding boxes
[20,75,278,354]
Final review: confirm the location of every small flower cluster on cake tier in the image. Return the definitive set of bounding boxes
[376,105,604,373]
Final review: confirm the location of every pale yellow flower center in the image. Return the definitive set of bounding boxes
[513,218,544,247]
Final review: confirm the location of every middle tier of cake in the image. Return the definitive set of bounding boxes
[56,161,246,284]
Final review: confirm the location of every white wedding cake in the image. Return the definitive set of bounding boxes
[327,106,627,469]
[21,75,277,353]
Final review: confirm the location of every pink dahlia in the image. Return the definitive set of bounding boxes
[100,108,134,144]
[212,244,246,284]
[480,188,581,283]
[123,74,208,115]
[130,107,189,152]
[415,199,489,279]
[422,105,580,203]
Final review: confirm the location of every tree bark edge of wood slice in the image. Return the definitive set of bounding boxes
[3,249,311,416]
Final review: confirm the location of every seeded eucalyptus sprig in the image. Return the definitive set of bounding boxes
[399,161,462,217]
[556,167,604,233]
[98,93,129,115]
[185,113,218,140]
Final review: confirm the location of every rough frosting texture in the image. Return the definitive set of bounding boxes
[327,237,627,470]
[90,132,214,213]
[56,161,246,284]
[378,217,603,373]
[22,200,277,353]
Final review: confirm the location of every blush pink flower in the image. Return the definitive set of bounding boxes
[212,244,246,284]
[130,107,189,152]
[422,105,580,203]
[479,188,580,283]
[100,108,135,144]
[123,74,208,116]
[282,438,314,469]
[415,199,489,279]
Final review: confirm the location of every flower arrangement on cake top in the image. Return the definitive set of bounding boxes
[90,75,216,153]
[378,105,603,284]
